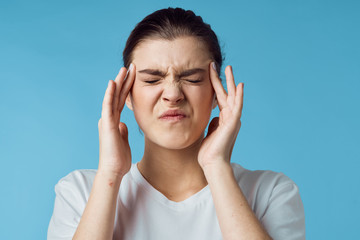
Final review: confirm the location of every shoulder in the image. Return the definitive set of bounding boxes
[54,169,97,202]
[56,169,97,188]
[230,162,301,215]
[48,169,98,239]
[230,162,296,190]
[230,163,305,239]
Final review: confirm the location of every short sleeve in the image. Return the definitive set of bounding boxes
[261,181,305,240]
[47,170,96,240]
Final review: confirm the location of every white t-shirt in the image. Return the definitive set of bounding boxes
[47,162,305,240]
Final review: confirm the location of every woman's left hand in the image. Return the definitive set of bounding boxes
[198,62,244,171]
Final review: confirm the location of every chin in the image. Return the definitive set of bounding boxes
[146,131,205,150]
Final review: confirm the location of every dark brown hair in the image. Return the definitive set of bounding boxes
[122,7,224,75]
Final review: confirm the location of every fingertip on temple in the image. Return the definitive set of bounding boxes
[212,62,216,71]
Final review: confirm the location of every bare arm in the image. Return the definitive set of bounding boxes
[72,172,123,239]
[203,162,272,240]
[73,64,135,240]
[198,63,271,240]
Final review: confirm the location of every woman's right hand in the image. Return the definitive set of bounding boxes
[98,64,135,177]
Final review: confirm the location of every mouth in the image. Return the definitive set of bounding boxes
[159,109,187,121]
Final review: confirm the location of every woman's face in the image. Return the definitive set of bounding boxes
[126,36,216,150]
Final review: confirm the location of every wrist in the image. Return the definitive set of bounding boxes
[202,161,233,182]
[97,163,131,180]
[96,169,124,187]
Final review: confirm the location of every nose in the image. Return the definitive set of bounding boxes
[161,82,184,105]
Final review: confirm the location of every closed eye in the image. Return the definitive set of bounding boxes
[144,79,202,84]
[145,80,160,84]
[185,79,202,83]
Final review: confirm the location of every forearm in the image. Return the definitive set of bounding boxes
[203,162,272,240]
[73,171,122,240]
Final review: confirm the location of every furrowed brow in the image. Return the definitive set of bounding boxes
[138,69,167,77]
[178,68,205,78]
[138,68,205,78]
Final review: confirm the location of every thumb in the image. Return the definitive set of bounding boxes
[206,117,219,138]
[118,122,129,140]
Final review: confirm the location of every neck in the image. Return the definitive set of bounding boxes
[138,136,208,202]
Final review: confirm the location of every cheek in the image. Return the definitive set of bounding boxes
[184,85,214,129]
[184,85,214,108]
[131,82,161,115]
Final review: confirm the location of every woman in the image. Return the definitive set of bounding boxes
[48,7,305,240]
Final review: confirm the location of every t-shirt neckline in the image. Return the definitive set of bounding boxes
[130,162,211,211]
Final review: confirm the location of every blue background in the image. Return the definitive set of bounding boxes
[1,0,359,239]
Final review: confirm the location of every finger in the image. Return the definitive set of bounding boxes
[209,62,227,110]
[235,82,244,118]
[101,80,115,118]
[113,67,128,112]
[118,122,129,140]
[118,63,135,112]
[225,65,236,98]
[123,63,132,82]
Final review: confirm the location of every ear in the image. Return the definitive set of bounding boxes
[212,95,218,109]
[125,94,133,111]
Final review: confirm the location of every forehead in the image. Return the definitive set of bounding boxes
[132,36,212,71]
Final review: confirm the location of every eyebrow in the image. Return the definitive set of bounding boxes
[138,68,206,78]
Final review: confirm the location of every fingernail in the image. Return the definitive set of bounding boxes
[211,62,216,71]
[123,64,132,81]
